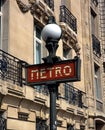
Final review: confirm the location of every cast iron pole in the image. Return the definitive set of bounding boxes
[48,84,58,130]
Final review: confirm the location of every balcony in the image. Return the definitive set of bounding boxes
[59,83,85,108]
[34,85,49,96]
[36,118,48,130]
[0,50,84,108]
[92,0,98,6]
[29,0,54,23]
[44,0,54,11]
[34,83,85,108]
[92,34,101,57]
[59,5,80,55]
[0,49,26,86]
[16,0,54,24]
[0,112,6,129]
[60,5,77,34]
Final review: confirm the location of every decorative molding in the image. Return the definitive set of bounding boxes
[16,0,54,24]
[71,43,81,56]
[34,96,46,105]
[16,0,31,13]
[60,23,80,56]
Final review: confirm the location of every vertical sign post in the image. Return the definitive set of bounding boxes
[26,16,81,130]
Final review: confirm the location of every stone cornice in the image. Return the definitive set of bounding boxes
[16,0,31,13]
[16,0,54,24]
[60,23,81,56]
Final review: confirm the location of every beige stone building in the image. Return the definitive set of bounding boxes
[0,0,105,130]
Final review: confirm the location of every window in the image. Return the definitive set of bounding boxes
[36,118,48,130]
[0,0,2,49]
[36,41,41,63]
[34,25,43,91]
[64,83,69,100]
[94,64,102,100]
[64,83,76,104]
[67,124,74,130]
[0,111,6,130]
[91,9,98,36]
[92,0,98,6]
[34,25,42,64]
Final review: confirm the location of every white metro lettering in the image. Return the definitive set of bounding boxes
[63,66,72,76]
[30,64,72,80]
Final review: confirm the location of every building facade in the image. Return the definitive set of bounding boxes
[0,0,105,130]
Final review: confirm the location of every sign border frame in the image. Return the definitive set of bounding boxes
[26,57,81,86]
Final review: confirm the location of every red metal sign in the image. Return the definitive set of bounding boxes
[26,57,81,86]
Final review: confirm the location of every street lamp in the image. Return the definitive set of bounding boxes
[41,16,62,64]
[41,16,62,130]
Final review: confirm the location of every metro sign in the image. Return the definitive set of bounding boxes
[26,57,81,86]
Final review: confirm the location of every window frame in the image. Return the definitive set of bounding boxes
[67,124,74,130]
[91,8,98,36]
[0,0,2,49]
[34,24,43,92]
[36,118,48,130]
[34,25,43,64]
[94,63,102,100]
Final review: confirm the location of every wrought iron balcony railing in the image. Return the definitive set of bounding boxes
[44,0,54,11]
[92,0,98,6]
[59,83,85,108]
[0,49,26,86]
[36,118,48,130]
[0,50,85,108]
[34,85,49,96]
[60,5,77,33]
[0,112,6,130]
[35,83,85,108]
[92,34,101,56]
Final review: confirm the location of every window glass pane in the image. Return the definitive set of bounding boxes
[95,77,99,98]
[34,25,42,64]
[34,25,42,91]
[94,64,102,100]
[64,84,68,99]
[36,41,41,64]
[36,26,41,39]
[91,9,97,35]
[34,85,41,92]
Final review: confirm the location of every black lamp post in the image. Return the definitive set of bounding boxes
[41,16,62,130]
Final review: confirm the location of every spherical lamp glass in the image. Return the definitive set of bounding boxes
[41,23,62,42]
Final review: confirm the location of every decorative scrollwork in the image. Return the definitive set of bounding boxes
[16,0,31,13]
[0,116,6,130]
[0,54,8,78]
[0,49,25,86]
